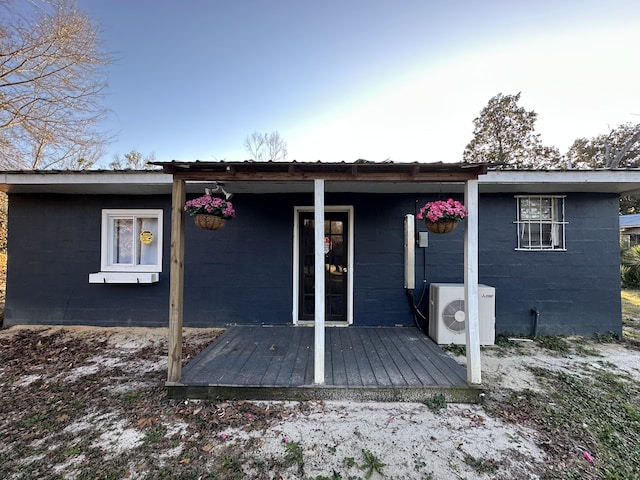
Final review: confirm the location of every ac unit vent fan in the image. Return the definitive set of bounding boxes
[442,300,466,332]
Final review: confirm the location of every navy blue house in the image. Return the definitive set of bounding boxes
[2,162,638,338]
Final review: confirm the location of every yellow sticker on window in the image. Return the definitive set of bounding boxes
[139,230,154,245]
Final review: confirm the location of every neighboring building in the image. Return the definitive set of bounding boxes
[620,214,640,249]
[2,163,638,338]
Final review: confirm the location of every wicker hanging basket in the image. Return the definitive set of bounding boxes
[424,219,458,234]
[194,214,226,231]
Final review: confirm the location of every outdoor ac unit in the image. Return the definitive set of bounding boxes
[428,283,496,346]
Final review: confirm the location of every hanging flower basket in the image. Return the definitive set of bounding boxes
[425,219,458,234]
[184,193,236,231]
[417,198,468,235]
[194,214,226,230]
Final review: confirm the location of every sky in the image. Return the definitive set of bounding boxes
[77,0,640,166]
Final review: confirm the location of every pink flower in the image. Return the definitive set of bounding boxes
[184,194,236,219]
[583,451,594,464]
[220,433,228,440]
[283,435,290,444]
[417,199,468,222]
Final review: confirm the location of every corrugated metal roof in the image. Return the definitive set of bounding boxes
[2,162,640,195]
[620,214,640,227]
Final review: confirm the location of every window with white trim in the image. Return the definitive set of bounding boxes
[89,209,163,283]
[515,196,566,251]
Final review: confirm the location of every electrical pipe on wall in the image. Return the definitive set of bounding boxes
[405,214,429,333]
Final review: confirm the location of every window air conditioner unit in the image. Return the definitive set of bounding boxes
[428,283,496,346]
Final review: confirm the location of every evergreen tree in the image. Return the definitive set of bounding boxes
[463,92,561,169]
[566,123,640,169]
[567,122,640,213]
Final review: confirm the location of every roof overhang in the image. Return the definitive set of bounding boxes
[479,170,640,195]
[1,163,640,195]
[0,170,172,195]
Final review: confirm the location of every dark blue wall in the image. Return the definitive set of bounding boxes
[475,192,622,336]
[182,193,297,326]
[5,194,171,327]
[4,191,622,335]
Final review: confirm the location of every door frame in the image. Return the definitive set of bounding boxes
[292,205,354,325]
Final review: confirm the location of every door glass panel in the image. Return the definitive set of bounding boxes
[303,297,314,316]
[299,212,348,322]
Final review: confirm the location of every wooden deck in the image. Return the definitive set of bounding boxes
[166,326,483,403]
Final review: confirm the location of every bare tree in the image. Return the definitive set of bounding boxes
[244,131,288,162]
[0,0,110,170]
[109,150,158,170]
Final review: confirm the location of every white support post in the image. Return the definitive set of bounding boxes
[464,179,482,385]
[313,179,325,384]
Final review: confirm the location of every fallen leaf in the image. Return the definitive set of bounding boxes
[137,417,156,428]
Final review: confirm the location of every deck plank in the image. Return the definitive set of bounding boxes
[214,329,262,384]
[289,328,312,386]
[340,329,363,385]
[401,336,461,385]
[383,329,441,385]
[354,328,392,385]
[236,327,283,385]
[182,327,246,383]
[395,328,467,386]
[370,328,417,386]
[274,327,307,386]
[261,327,301,385]
[173,326,478,401]
[327,328,348,385]
[348,329,380,385]
[373,328,425,386]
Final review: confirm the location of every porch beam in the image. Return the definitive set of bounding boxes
[168,178,186,382]
[464,179,481,385]
[314,179,325,384]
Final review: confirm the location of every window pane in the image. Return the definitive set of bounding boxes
[517,196,565,250]
[137,217,158,265]
[112,218,133,264]
[520,197,539,220]
[521,223,538,247]
[540,198,552,219]
[521,222,554,248]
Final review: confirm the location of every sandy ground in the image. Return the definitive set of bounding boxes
[243,338,640,479]
[2,326,639,479]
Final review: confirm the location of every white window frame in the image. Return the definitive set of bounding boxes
[515,195,567,251]
[89,209,163,284]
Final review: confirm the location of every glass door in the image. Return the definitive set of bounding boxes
[298,212,348,322]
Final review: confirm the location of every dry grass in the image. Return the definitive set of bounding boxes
[622,290,640,344]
